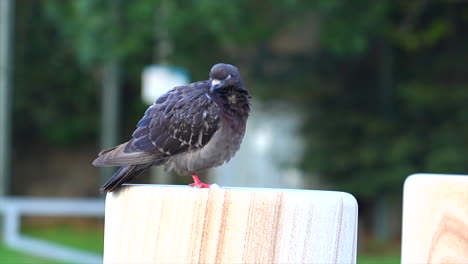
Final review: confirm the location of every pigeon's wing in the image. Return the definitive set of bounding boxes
[129,82,221,155]
[93,82,221,167]
[92,142,160,167]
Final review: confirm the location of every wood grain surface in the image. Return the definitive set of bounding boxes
[401,174,468,264]
[103,185,358,264]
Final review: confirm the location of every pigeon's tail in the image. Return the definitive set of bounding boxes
[100,163,153,192]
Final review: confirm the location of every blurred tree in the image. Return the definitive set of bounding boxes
[12,0,468,240]
[14,1,99,145]
[247,0,468,241]
[301,0,468,241]
[37,0,305,133]
[299,0,468,198]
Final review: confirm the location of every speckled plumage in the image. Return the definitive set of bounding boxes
[93,63,251,192]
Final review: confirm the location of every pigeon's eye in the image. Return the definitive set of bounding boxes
[224,74,232,80]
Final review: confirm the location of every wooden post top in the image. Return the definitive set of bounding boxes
[401,174,468,264]
[103,184,358,264]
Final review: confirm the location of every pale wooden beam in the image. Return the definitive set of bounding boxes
[401,174,468,264]
[103,185,358,264]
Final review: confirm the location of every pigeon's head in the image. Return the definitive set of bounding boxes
[209,63,242,93]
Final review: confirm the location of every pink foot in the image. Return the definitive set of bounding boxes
[189,174,211,188]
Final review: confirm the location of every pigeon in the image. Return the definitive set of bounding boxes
[93,63,251,192]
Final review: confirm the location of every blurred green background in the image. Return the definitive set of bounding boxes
[1,0,468,263]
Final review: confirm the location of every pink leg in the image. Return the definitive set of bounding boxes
[189,174,211,188]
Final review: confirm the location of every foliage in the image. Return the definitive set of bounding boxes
[13,0,468,199]
[297,0,468,198]
[245,1,468,198]
[14,2,99,145]
[14,0,304,145]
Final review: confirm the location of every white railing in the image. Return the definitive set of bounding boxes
[0,197,104,264]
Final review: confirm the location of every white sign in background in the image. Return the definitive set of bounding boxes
[142,65,190,105]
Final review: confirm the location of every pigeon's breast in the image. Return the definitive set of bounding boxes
[164,119,245,175]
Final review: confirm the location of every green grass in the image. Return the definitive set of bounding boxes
[0,221,104,264]
[22,224,104,254]
[1,243,400,264]
[0,243,65,264]
[358,239,401,264]
[358,252,400,264]
[3,222,401,264]
[1,242,401,264]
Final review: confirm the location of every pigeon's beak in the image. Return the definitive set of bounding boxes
[210,79,222,93]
